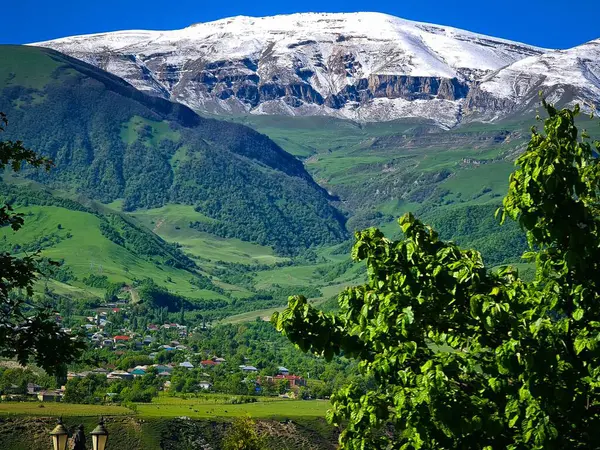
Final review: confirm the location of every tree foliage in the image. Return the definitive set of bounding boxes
[222,416,264,450]
[0,113,84,374]
[273,103,600,449]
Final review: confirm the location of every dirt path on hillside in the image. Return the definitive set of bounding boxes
[153,218,165,233]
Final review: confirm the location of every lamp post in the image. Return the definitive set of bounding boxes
[90,417,109,450]
[49,417,69,450]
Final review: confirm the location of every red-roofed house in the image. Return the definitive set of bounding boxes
[200,360,218,367]
[113,335,130,343]
[274,375,306,388]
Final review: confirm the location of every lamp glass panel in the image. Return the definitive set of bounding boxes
[52,434,68,450]
[59,434,68,450]
[92,433,108,450]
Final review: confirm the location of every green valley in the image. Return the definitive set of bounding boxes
[1,7,600,450]
[3,44,598,323]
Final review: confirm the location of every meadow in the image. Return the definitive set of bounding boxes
[0,204,225,301]
[0,395,330,420]
[0,402,131,417]
[128,203,287,267]
[136,395,331,419]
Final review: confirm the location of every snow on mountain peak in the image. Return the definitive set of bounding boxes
[465,38,600,119]
[30,12,598,126]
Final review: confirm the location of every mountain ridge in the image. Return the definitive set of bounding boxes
[0,45,347,254]
[465,38,600,120]
[32,11,592,127]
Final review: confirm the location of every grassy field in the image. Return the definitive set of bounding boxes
[120,115,180,146]
[32,278,104,300]
[128,204,287,266]
[136,395,331,419]
[0,396,330,420]
[0,402,131,417]
[0,45,65,90]
[220,281,357,324]
[0,204,226,300]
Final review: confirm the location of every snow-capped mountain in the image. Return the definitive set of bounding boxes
[465,39,600,120]
[31,12,599,126]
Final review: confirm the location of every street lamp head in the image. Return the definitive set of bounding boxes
[50,417,69,450]
[90,416,108,450]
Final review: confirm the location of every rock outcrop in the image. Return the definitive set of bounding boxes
[31,13,598,125]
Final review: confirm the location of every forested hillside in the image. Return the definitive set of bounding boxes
[3,44,596,325]
[0,45,347,254]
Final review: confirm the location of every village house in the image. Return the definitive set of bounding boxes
[258,374,307,389]
[37,390,63,402]
[107,371,134,381]
[27,383,42,394]
[275,374,306,388]
[278,366,289,375]
[153,364,174,374]
[239,365,258,373]
[198,381,212,390]
[67,372,85,380]
[200,359,218,368]
[179,361,194,369]
[129,365,147,377]
[113,335,130,344]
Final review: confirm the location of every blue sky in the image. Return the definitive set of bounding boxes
[1,0,598,48]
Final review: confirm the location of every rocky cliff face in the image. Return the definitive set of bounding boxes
[463,39,600,120]
[32,13,599,127]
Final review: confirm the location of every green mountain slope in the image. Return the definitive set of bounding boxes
[0,45,347,254]
[231,114,569,266]
[4,45,597,323]
[0,182,229,303]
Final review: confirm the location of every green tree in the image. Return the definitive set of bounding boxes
[273,103,600,449]
[222,416,264,450]
[0,113,84,374]
[63,374,107,404]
